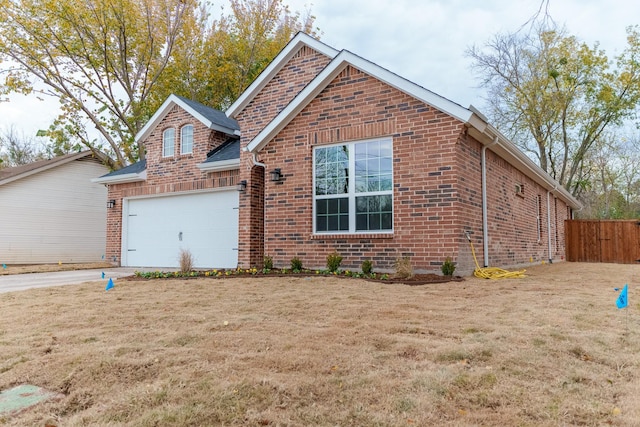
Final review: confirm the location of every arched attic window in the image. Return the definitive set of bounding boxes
[181,124,194,155]
[163,128,175,157]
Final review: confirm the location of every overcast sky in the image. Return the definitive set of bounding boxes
[0,0,637,140]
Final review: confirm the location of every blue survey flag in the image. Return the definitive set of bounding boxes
[616,284,628,309]
[105,278,114,291]
[101,272,105,279]
[2,264,6,269]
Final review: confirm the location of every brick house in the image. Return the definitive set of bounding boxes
[96,33,581,273]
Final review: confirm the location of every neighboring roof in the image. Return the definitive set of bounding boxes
[241,38,581,210]
[135,94,240,144]
[0,151,103,187]
[198,139,241,173]
[92,159,147,185]
[226,32,339,119]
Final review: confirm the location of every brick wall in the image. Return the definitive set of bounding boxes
[245,65,570,273]
[236,45,333,267]
[105,105,239,264]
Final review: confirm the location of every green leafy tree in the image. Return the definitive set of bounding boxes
[467,23,640,198]
[0,0,316,169]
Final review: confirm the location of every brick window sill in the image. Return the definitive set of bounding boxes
[311,233,394,240]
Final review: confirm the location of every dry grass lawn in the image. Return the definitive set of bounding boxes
[0,262,639,426]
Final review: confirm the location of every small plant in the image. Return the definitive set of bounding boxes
[441,256,456,276]
[263,255,273,272]
[394,256,414,279]
[179,249,194,274]
[290,257,303,273]
[326,251,343,273]
[361,259,373,275]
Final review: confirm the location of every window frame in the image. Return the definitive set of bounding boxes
[162,128,175,158]
[180,124,194,155]
[312,137,394,235]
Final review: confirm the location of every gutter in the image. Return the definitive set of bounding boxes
[481,137,499,267]
[547,186,557,263]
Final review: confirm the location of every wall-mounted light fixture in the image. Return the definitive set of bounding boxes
[107,199,116,209]
[270,168,282,182]
[237,180,247,192]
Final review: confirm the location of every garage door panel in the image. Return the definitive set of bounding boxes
[124,190,238,268]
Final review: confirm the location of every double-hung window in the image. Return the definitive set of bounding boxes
[314,138,393,234]
[162,128,175,157]
[181,124,193,155]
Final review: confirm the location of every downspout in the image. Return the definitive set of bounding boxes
[546,186,557,264]
[481,136,499,267]
[251,151,266,168]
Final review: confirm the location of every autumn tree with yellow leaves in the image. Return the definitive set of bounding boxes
[0,0,316,169]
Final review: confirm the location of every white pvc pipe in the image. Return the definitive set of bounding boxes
[481,137,498,267]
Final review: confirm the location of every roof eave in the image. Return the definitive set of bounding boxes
[91,169,147,185]
[226,33,339,119]
[197,159,240,172]
[0,151,95,186]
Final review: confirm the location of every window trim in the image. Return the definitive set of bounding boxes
[180,124,194,155]
[312,137,394,235]
[162,128,175,158]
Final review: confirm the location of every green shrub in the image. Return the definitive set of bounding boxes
[263,255,273,271]
[290,257,303,272]
[361,259,373,275]
[441,256,456,276]
[326,251,343,273]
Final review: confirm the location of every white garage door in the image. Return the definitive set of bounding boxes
[123,190,238,268]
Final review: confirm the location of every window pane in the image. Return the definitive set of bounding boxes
[355,195,393,231]
[315,145,349,195]
[354,140,392,194]
[181,125,193,154]
[316,197,349,232]
[163,128,175,157]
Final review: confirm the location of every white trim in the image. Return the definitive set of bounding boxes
[246,50,474,154]
[226,32,339,119]
[197,159,240,172]
[180,124,194,155]
[135,94,237,144]
[162,128,175,158]
[312,137,394,235]
[91,169,147,185]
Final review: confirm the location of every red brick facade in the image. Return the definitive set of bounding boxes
[105,105,239,263]
[236,65,571,272]
[104,35,574,274]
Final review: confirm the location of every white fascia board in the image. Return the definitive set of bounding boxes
[135,94,238,143]
[91,169,147,185]
[197,159,240,172]
[226,33,339,119]
[247,50,475,153]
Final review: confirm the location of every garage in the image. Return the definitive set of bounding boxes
[122,189,238,268]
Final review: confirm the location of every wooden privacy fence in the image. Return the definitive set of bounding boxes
[565,220,640,264]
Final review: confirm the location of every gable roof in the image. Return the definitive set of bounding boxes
[0,151,102,187]
[226,32,339,119]
[246,49,477,154]
[92,159,147,185]
[198,138,240,173]
[136,94,240,144]
[241,39,581,210]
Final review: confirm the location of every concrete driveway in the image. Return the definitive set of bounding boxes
[0,268,138,293]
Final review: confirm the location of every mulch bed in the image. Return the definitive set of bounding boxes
[124,271,464,286]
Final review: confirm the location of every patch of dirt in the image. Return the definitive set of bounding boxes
[0,262,113,276]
